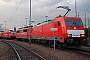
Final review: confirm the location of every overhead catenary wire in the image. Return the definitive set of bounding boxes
[15,0,19,6]
[10,0,18,21]
[63,0,74,5]
[32,0,74,24]
[10,0,23,21]
[33,0,61,20]
[40,0,74,18]
[46,0,61,10]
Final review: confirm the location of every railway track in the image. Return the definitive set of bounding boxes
[2,39,90,60]
[21,39,90,58]
[77,48,90,57]
[3,41,46,60]
[66,47,90,58]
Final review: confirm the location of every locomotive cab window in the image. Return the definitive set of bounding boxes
[17,31,19,33]
[65,20,83,26]
[58,21,60,26]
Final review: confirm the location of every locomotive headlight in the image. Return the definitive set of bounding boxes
[80,34,85,37]
[67,34,72,37]
[81,35,84,37]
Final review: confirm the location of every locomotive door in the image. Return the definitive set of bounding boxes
[57,21,62,36]
[56,21,63,42]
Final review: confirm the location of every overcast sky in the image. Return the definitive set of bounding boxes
[0,0,90,30]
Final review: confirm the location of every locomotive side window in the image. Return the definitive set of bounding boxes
[17,31,19,33]
[58,21,60,26]
[19,30,23,33]
[23,29,27,32]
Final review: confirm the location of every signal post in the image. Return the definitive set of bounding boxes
[50,28,57,52]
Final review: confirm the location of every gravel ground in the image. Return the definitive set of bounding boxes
[0,41,10,60]
[6,40,90,60]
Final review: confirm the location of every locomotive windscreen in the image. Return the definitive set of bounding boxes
[65,20,83,26]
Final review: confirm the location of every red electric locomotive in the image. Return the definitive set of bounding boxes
[1,31,9,39]
[31,16,87,47]
[0,30,16,39]
[8,30,16,39]
[16,27,30,41]
[15,6,87,47]
[31,6,87,47]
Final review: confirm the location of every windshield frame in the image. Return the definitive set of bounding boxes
[65,20,83,26]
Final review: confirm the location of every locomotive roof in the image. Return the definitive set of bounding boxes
[18,28,29,30]
[55,16,81,20]
[36,19,54,26]
[64,16,81,19]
